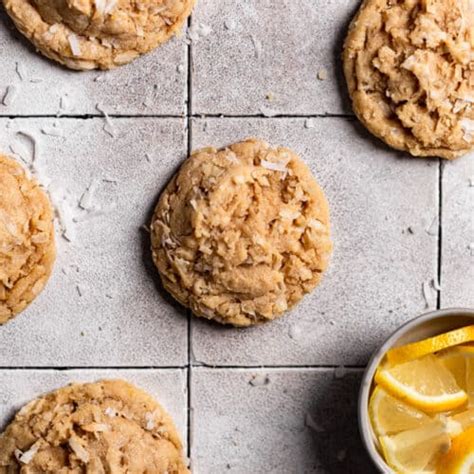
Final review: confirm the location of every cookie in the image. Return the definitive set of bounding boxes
[2,0,195,70]
[151,139,332,327]
[343,0,474,159]
[0,379,189,473]
[0,155,55,324]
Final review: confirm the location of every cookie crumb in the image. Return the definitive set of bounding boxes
[305,118,315,129]
[249,374,270,387]
[317,69,328,81]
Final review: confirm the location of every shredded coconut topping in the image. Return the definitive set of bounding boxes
[68,34,81,56]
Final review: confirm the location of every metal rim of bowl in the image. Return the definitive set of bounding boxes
[358,307,474,474]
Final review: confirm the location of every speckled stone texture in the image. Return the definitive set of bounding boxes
[441,155,474,308]
[0,10,188,115]
[0,0,470,472]
[192,368,377,474]
[0,369,188,450]
[0,118,188,366]
[191,0,358,116]
[190,117,439,366]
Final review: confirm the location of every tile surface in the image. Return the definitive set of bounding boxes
[0,0,470,471]
[191,0,357,116]
[0,369,188,448]
[0,10,188,116]
[0,118,189,366]
[190,117,439,366]
[441,155,474,308]
[191,368,376,474]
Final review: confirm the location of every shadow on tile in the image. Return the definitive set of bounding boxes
[307,371,378,474]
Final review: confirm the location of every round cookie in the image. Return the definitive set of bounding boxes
[0,155,55,324]
[151,139,332,327]
[0,379,189,473]
[343,0,474,159]
[2,0,195,70]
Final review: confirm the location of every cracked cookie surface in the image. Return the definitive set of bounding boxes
[2,0,195,70]
[343,0,474,159]
[151,139,332,327]
[0,154,55,324]
[0,380,189,473]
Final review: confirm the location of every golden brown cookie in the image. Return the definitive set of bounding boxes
[343,0,474,159]
[151,139,332,327]
[0,379,189,473]
[2,0,195,70]
[0,154,55,324]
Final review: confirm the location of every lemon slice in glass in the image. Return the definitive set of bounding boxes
[375,355,468,413]
[386,326,474,365]
[369,386,432,437]
[380,420,451,473]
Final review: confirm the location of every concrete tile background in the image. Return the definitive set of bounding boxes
[441,158,474,308]
[191,368,377,474]
[191,0,358,116]
[0,0,472,472]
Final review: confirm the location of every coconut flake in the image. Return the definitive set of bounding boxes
[104,0,117,14]
[187,23,212,42]
[279,209,300,220]
[41,123,64,137]
[250,34,262,59]
[305,413,325,433]
[96,104,116,137]
[460,118,474,141]
[68,436,89,463]
[95,0,106,13]
[15,62,27,81]
[2,85,18,106]
[260,159,287,173]
[79,178,99,210]
[249,374,270,387]
[260,105,278,117]
[305,118,316,129]
[145,412,156,430]
[422,280,436,308]
[68,34,82,57]
[15,441,40,464]
[104,407,117,418]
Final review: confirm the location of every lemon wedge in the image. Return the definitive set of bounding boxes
[439,345,474,406]
[375,355,468,413]
[438,427,474,473]
[380,420,451,473]
[386,326,474,365]
[369,386,432,436]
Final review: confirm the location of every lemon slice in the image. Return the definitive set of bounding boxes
[375,355,468,412]
[438,427,474,473]
[386,325,474,365]
[379,420,451,473]
[439,345,474,405]
[369,386,432,436]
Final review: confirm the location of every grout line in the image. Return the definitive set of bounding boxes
[185,12,193,465]
[0,364,366,370]
[436,158,443,309]
[0,113,354,120]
